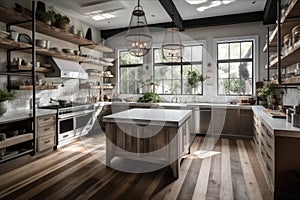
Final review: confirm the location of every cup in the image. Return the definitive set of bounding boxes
[10,31,19,41]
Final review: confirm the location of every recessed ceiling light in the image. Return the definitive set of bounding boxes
[92,15,105,20]
[186,0,207,5]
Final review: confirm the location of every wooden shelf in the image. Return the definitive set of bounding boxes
[263,0,300,52]
[10,65,53,73]
[0,6,114,53]
[0,149,33,163]
[266,40,300,69]
[0,38,88,62]
[0,133,33,149]
[10,85,58,90]
[79,85,114,90]
[282,76,300,84]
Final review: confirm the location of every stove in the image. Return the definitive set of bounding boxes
[39,103,96,147]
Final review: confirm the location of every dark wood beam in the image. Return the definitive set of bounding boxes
[184,11,263,29]
[101,11,264,39]
[158,0,184,31]
[263,0,277,25]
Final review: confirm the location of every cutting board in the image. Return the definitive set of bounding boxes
[263,109,286,119]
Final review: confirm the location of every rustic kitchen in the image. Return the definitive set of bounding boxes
[0,0,300,199]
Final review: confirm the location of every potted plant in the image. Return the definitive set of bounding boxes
[0,89,15,115]
[36,10,56,26]
[137,92,161,103]
[54,13,70,30]
[186,70,205,94]
[256,81,276,107]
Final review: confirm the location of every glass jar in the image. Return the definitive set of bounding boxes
[283,33,292,53]
[292,25,300,47]
[295,63,300,76]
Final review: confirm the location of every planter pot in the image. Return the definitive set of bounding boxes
[55,22,67,31]
[0,101,7,115]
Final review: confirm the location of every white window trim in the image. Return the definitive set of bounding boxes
[213,35,259,96]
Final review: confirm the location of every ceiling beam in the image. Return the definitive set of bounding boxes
[158,0,184,31]
[184,11,263,29]
[263,0,277,25]
[101,11,264,39]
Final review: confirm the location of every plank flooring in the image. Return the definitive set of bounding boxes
[0,132,272,200]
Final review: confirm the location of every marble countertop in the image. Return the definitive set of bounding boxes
[109,102,253,110]
[252,106,300,138]
[0,109,57,124]
[103,108,192,127]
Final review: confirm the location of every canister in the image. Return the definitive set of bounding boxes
[292,25,300,47]
[283,33,292,52]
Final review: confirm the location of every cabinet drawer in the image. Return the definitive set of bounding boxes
[38,123,56,138]
[38,114,56,126]
[38,135,56,151]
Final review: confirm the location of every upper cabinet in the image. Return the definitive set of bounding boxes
[0,5,114,66]
[264,0,300,85]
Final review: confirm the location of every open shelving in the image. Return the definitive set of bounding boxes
[0,6,114,54]
[264,0,300,85]
[0,133,33,149]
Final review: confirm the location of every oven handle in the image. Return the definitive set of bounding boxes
[58,116,75,121]
[58,110,94,120]
[73,110,94,118]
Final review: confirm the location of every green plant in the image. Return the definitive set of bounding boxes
[36,10,56,25]
[186,70,205,89]
[0,89,15,102]
[256,81,276,100]
[55,13,70,25]
[138,92,161,103]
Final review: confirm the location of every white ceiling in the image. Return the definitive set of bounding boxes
[43,0,267,30]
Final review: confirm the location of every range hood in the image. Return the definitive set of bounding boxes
[46,57,88,79]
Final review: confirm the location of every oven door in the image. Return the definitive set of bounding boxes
[74,111,94,136]
[58,116,75,143]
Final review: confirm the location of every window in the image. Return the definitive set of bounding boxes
[119,50,143,94]
[217,40,254,96]
[153,44,203,95]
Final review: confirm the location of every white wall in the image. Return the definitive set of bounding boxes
[106,22,268,103]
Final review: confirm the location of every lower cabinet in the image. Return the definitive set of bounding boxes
[253,112,300,199]
[200,107,253,136]
[36,114,56,152]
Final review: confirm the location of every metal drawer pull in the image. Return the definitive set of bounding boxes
[44,128,50,131]
[63,135,68,138]
[261,151,265,156]
[43,117,50,121]
[44,140,51,144]
[266,153,272,159]
[261,142,264,146]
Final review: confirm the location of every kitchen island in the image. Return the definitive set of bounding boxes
[103,108,192,178]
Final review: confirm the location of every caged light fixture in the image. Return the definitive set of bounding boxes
[161,15,184,62]
[125,0,153,57]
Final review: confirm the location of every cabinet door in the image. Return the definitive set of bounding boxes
[200,108,211,134]
[222,109,239,135]
[240,109,253,136]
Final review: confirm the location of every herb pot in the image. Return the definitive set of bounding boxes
[0,101,7,115]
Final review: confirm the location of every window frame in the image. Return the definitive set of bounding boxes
[214,36,258,96]
[118,49,144,94]
[152,44,205,95]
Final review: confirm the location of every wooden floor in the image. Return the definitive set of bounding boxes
[0,133,272,200]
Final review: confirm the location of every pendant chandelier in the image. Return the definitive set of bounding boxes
[125,0,152,57]
[162,16,184,62]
